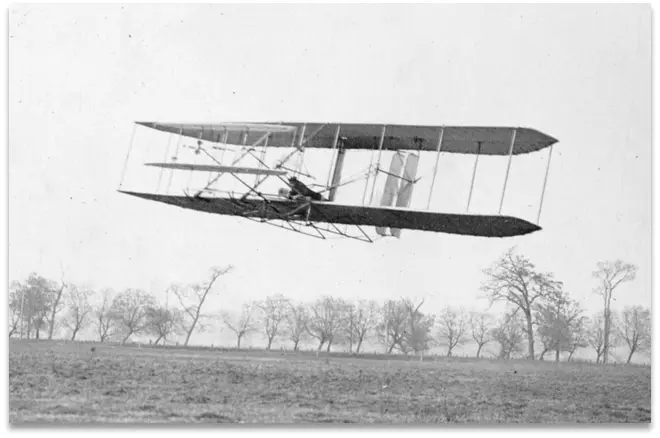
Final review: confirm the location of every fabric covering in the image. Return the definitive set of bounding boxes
[119,191,542,238]
[135,122,557,156]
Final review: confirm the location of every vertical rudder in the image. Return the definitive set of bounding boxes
[391,153,420,238]
[375,152,405,236]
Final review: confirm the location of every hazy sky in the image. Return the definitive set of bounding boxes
[8,4,652,352]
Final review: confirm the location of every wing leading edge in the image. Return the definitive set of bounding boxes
[119,191,541,238]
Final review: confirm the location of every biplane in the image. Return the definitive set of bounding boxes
[118,122,558,243]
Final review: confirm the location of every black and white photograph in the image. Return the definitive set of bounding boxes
[7,2,653,425]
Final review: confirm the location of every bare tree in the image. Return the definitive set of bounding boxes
[469,311,494,358]
[62,285,94,341]
[285,301,308,351]
[437,307,468,357]
[9,281,25,338]
[108,289,157,344]
[47,273,67,340]
[481,247,563,360]
[306,296,348,352]
[9,274,57,339]
[401,298,435,357]
[173,265,233,346]
[592,260,637,364]
[9,303,21,338]
[378,299,409,353]
[534,290,585,362]
[618,305,651,364]
[222,303,258,349]
[145,306,185,345]
[256,295,289,350]
[492,311,525,360]
[344,300,379,354]
[93,288,116,342]
[566,318,589,362]
[587,314,606,363]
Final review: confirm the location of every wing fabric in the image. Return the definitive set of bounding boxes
[119,191,541,238]
[136,122,558,156]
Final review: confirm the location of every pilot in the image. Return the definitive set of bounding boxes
[287,176,324,201]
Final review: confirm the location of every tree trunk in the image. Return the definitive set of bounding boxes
[236,335,242,349]
[626,347,635,364]
[326,340,332,353]
[266,337,273,351]
[184,307,202,347]
[387,343,395,354]
[525,311,535,360]
[317,340,324,351]
[48,285,65,340]
[356,339,363,354]
[154,335,163,345]
[70,327,79,341]
[603,306,610,364]
[447,346,453,357]
[568,350,575,362]
[539,347,549,360]
[184,326,194,347]
[292,339,299,351]
[476,344,483,358]
[122,331,133,345]
[555,349,560,362]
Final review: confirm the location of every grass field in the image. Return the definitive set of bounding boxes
[8,339,651,424]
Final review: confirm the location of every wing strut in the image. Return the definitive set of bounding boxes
[118,123,137,190]
[499,128,518,214]
[325,125,341,191]
[167,127,184,194]
[426,126,445,209]
[536,144,555,224]
[156,133,173,192]
[367,125,387,205]
[466,141,482,213]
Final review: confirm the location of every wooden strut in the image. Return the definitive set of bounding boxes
[367,126,387,205]
[166,127,184,195]
[326,125,341,191]
[499,128,517,215]
[466,141,482,213]
[188,128,204,187]
[157,133,173,193]
[118,123,137,190]
[426,127,445,210]
[536,144,554,224]
[196,132,267,196]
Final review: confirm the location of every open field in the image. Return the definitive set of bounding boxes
[9,339,651,424]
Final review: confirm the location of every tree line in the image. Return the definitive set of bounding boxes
[8,248,650,364]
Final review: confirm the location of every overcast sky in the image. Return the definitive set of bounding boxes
[8,4,651,353]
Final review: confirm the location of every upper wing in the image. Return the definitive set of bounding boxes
[136,122,558,156]
[119,191,541,238]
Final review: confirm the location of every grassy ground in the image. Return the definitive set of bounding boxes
[9,339,651,424]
